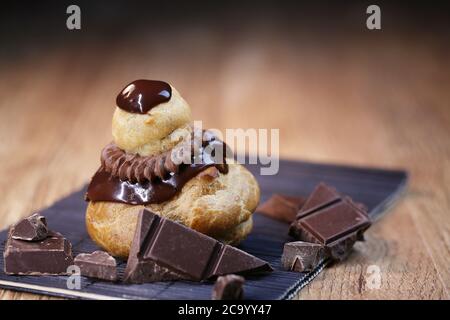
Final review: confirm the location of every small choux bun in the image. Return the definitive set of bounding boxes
[112,85,192,156]
[86,164,260,258]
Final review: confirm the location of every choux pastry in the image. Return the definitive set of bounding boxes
[85,80,260,258]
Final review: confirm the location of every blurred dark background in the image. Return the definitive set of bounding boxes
[1,0,449,62]
[0,0,449,176]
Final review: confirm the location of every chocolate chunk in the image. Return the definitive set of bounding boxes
[212,274,245,300]
[257,194,305,223]
[11,213,48,241]
[74,251,117,281]
[297,183,341,217]
[123,209,272,284]
[122,210,184,283]
[3,230,73,275]
[281,241,327,272]
[289,183,371,261]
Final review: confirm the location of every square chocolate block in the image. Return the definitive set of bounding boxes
[4,231,73,275]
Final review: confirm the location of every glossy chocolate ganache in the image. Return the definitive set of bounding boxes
[116,79,172,114]
[86,135,228,205]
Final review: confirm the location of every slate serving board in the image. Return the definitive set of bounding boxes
[0,159,407,300]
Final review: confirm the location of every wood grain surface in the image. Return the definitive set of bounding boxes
[0,12,449,299]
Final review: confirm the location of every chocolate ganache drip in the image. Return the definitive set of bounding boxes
[86,132,229,205]
[116,80,172,114]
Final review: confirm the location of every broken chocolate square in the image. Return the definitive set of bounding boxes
[3,230,73,275]
[281,241,327,272]
[74,251,117,281]
[123,209,272,284]
[257,194,305,223]
[289,183,371,261]
[212,274,245,300]
[11,213,48,241]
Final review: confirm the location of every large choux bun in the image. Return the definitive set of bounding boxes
[112,85,192,156]
[86,163,260,258]
[87,80,261,258]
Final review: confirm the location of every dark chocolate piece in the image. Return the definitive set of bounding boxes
[123,209,272,283]
[297,183,341,218]
[74,251,117,281]
[289,183,371,261]
[257,194,305,223]
[3,230,73,275]
[116,79,172,114]
[296,183,368,220]
[212,274,245,300]
[281,241,327,272]
[11,213,48,241]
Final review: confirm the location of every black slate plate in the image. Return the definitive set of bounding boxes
[0,159,407,299]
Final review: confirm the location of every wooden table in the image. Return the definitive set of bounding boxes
[0,16,449,299]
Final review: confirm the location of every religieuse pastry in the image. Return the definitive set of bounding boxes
[85,80,260,258]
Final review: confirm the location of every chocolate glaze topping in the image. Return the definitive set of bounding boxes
[86,136,229,205]
[116,80,172,114]
[86,165,218,205]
